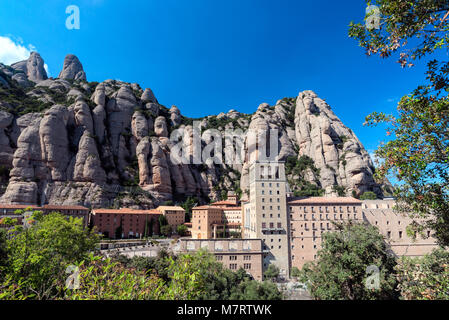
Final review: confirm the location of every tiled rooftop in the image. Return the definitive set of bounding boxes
[92,208,161,215]
[288,197,362,205]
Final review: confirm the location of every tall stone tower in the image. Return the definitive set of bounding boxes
[242,161,291,278]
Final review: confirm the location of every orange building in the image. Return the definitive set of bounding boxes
[156,206,186,231]
[191,205,224,239]
[92,208,161,239]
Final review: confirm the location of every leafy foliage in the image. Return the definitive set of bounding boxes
[349,0,449,67]
[0,76,51,116]
[1,210,100,299]
[351,1,449,246]
[176,224,188,236]
[180,196,199,222]
[299,222,399,300]
[360,191,378,200]
[396,249,449,300]
[264,264,280,280]
[111,249,282,300]
[290,267,301,278]
[285,155,325,196]
[365,60,449,246]
[0,229,8,281]
[63,254,164,300]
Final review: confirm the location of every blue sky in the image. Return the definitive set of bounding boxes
[0,0,445,156]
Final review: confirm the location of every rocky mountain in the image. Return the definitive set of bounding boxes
[0,52,391,209]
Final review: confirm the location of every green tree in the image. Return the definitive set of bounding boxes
[350,0,449,246]
[115,223,123,239]
[3,210,100,299]
[290,266,301,279]
[300,222,398,300]
[360,191,378,200]
[264,264,280,280]
[160,225,172,237]
[220,190,228,200]
[364,62,449,246]
[349,0,449,67]
[396,248,449,300]
[181,197,198,223]
[229,279,282,300]
[63,254,165,300]
[0,229,8,281]
[159,214,168,227]
[164,250,215,299]
[165,250,282,300]
[176,224,188,236]
[144,219,154,238]
[158,215,171,237]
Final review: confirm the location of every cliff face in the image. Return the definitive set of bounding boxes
[0,53,389,208]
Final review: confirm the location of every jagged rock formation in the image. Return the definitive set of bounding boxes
[0,52,388,208]
[58,54,87,81]
[10,52,48,83]
[239,92,383,199]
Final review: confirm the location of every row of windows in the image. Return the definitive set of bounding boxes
[374,220,403,226]
[291,206,359,213]
[262,213,282,218]
[262,206,281,211]
[262,222,282,229]
[258,166,280,179]
[229,263,252,270]
[262,198,281,203]
[292,244,318,250]
[261,190,280,195]
[261,183,280,188]
[292,255,317,260]
[291,213,358,221]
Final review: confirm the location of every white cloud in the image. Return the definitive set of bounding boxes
[0,35,35,65]
[44,64,50,77]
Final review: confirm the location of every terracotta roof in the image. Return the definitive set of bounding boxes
[211,200,238,206]
[156,206,185,212]
[192,205,223,210]
[42,205,89,210]
[222,207,242,211]
[93,208,161,215]
[288,197,362,205]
